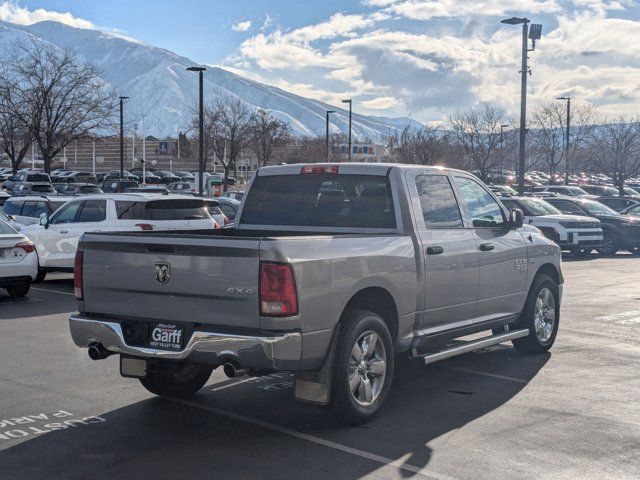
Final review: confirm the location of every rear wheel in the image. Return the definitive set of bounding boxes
[6,281,30,298]
[512,274,559,354]
[330,309,394,425]
[140,361,213,398]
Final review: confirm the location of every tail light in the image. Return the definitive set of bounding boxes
[214,221,221,229]
[260,262,298,317]
[223,215,230,226]
[15,241,35,253]
[74,250,84,300]
[135,223,154,231]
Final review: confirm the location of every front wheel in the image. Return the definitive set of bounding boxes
[140,361,213,398]
[330,309,394,425]
[597,230,619,256]
[512,274,559,354]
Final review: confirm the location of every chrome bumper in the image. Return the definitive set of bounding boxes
[68,315,302,370]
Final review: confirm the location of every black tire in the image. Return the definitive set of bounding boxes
[512,274,559,354]
[330,309,394,425]
[140,361,213,398]
[629,247,640,256]
[6,281,30,298]
[597,229,620,256]
[569,248,590,257]
[34,268,46,283]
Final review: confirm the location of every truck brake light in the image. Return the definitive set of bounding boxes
[74,250,84,300]
[300,165,339,174]
[260,262,298,317]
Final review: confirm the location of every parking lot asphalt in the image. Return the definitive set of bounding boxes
[1,259,639,480]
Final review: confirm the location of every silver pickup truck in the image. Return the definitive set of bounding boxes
[69,163,563,423]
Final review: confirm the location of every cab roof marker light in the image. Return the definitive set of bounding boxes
[300,165,339,174]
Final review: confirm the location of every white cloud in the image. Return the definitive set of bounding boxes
[0,1,94,29]
[228,0,640,122]
[361,96,400,109]
[232,20,252,32]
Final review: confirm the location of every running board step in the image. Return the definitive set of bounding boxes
[413,329,529,365]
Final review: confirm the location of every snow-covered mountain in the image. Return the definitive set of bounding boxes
[0,20,415,140]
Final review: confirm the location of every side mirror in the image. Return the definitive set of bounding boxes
[39,213,50,229]
[509,208,524,229]
[8,215,16,221]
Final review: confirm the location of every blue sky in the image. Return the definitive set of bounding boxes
[2,1,640,123]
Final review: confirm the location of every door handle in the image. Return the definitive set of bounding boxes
[479,243,495,251]
[60,230,69,234]
[426,246,444,255]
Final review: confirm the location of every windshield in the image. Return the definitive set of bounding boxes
[578,200,618,216]
[515,198,561,216]
[0,218,17,234]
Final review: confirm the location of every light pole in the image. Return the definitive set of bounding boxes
[500,17,542,194]
[500,124,509,147]
[187,66,206,196]
[119,96,129,178]
[341,99,352,161]
[557,96,571,185]
[326,110,335,162]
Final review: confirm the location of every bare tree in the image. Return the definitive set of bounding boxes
[393,125,444,165]
[0,75,31,174]
[587,118,640,195]
[448,104,507,181]
[2,40,116,172]
[196,96,255,190]
[250,108,289,167]
[530,102,596,177]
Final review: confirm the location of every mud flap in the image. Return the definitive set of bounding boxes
[293,325,340,406]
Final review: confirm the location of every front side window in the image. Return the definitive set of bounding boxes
[51,202,82,224]
[77,200,107,223]
[455,177,505,227]
[415,175,463,228]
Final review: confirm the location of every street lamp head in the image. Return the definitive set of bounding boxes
[341,99,352,104]
[119,96,129,100]
[529,24,543,40]
[556,96,571,100]
[500,17,529,25]
[186,66,206,72]
[327,110,335,114]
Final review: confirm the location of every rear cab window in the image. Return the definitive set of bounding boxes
[240,174,396,229]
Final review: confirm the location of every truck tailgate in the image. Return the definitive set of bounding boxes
[81,232,261,328]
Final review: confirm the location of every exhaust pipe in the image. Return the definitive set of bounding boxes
[88,343,113,361]
[223,362,248,378]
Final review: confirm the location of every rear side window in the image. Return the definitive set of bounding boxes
[27,174,50,182]
[219,204,236,219]
[550,200,586,216]
[116,200,212,221]
[241,174,396,228]
[21,201,47,217]
[3,201,22,216]
[77,200,107,222]
[415,175,462,228]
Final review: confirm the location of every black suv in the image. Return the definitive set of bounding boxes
[545,196,640,255]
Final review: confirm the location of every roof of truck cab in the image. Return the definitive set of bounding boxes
[256,162,469,176]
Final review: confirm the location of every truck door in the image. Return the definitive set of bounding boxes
[452,175,528,321]
[406,171,479,333]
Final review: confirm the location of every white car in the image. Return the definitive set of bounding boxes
[21,193,220,282]
[500,196,603,254]
[0,219,37,297]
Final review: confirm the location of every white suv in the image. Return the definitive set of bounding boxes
[499,196,603,254]
[21,194,220,281]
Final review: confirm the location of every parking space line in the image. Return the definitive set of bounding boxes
[31,287,75,297]
[443,366,528,384]
[171,398,460,480]
[209,377,255,392]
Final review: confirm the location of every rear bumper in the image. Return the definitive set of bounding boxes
[68,314,302,370]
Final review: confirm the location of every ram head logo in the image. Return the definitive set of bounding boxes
[154,263,171,285]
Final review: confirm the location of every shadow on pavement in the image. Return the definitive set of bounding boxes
[0,347,549,479]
